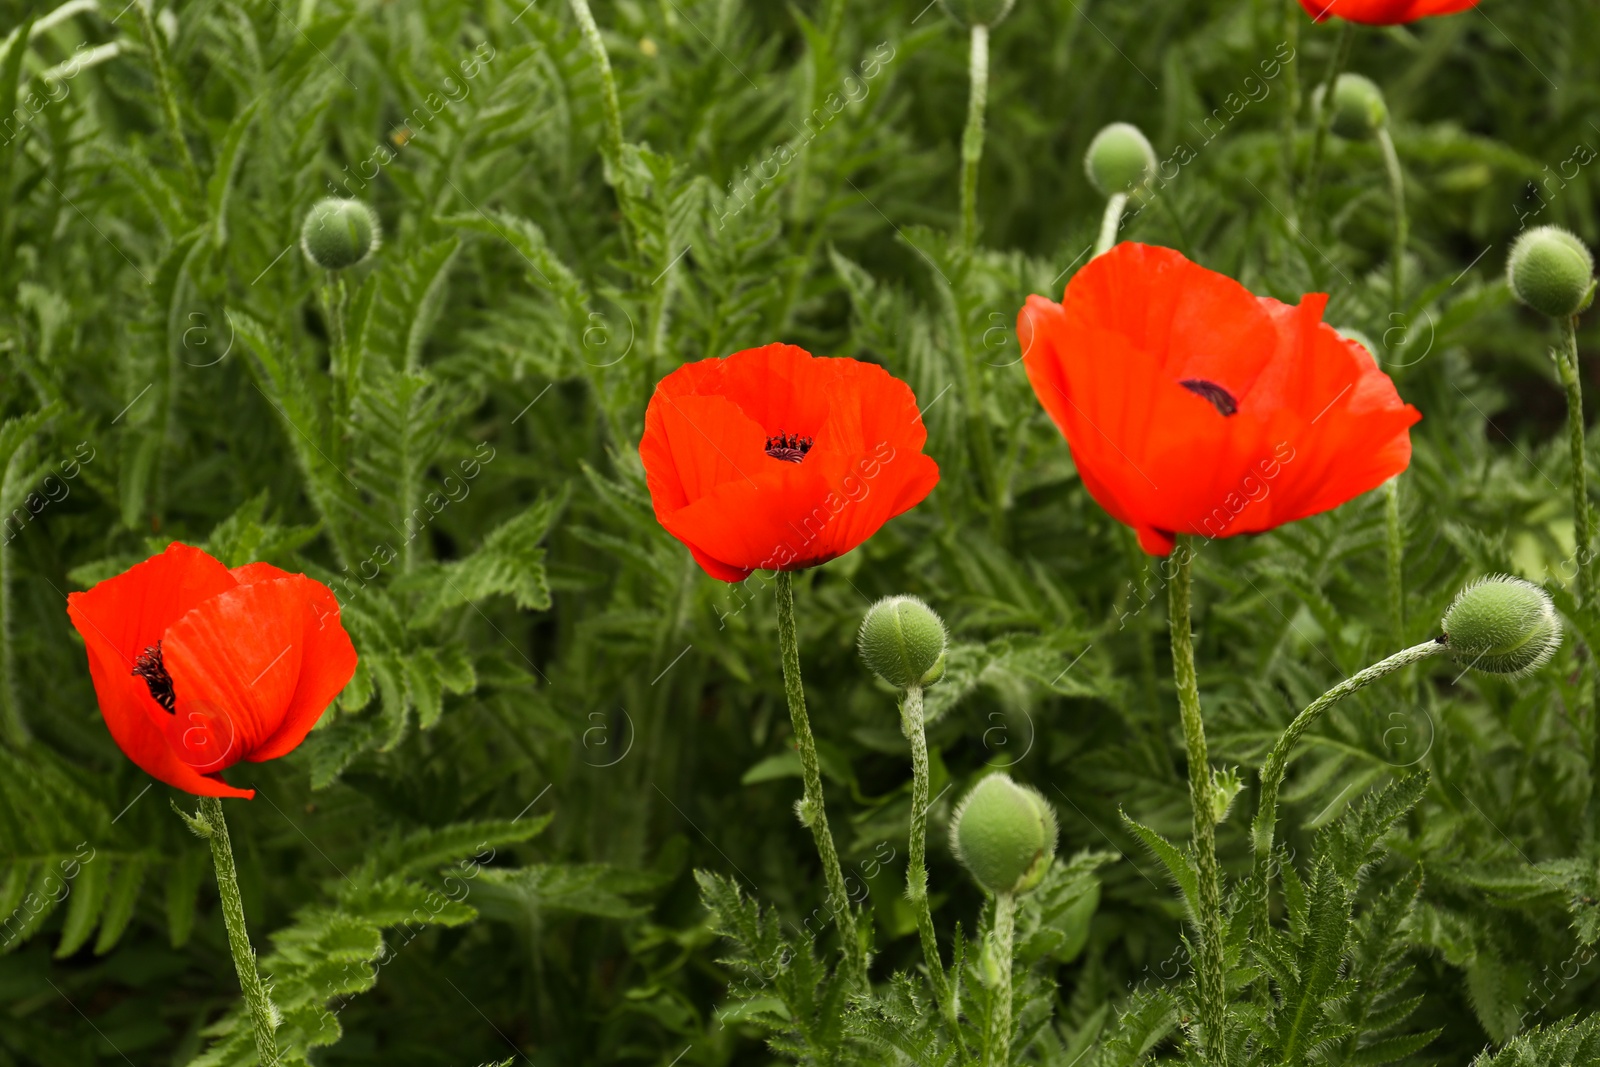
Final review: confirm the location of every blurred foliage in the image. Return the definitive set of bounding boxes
[0,0,1598,1063]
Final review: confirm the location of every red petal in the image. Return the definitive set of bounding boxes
[161,576,355,766]
[66,544,254,797]
[640,346,939,581]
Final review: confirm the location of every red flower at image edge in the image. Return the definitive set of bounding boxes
[640,344,941,582]
[1018,243,1420,557]
[67,543,358,798]
[1297,0,1480,24]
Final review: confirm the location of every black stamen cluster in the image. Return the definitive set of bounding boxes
[765,432,814,463]
[132,641,177,713]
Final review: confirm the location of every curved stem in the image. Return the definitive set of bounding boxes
[987,891,1017,1067]
[1377,125,1407,316]
[1247,639,1444,928]
[1302,20,1354,211]
[774,571,866,987]
[1384,476,1404,646]
[197,797,280,1067]
[568,0,624,172]
[958,24,990,250]
[1094,193,1128,258]
[1167,537,1227,1064]
[1559,314,1593,611]
[903,685,957,1027]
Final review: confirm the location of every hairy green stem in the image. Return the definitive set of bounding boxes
[197,797,279,1067]
[959,24,990,250]
[987,891,1017,1067]
[1094,193,1128,258]
[0,527,23,747]
[568,0,624,171]
[903,685,957,1026]
[1384,476,1404,646]
[1167,537,1227,1063]
[1281,0,1302,213]
[1248,640,1443,926]
[1302,20,1354,210]
[1377,126,1407,315]
[775,571,866,987]
[1558,315,1593,611]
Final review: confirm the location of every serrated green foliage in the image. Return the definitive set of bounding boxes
[1,0,1598,1063]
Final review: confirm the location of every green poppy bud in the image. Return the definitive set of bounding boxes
[858,595,948,689]
[937,0,1015,28]
[300,198,381,271]
[1507,226,1596,320]
[1315,73,1388,141]
[950,773,1057,896]
[1441,575,1561,677]
[1085,122,1157,201]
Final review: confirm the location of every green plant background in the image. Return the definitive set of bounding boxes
[0,0,1598,1064]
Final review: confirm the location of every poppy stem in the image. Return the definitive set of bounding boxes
[985,890,1017,1067]
[959,23,990,250]
[196,796,280,1067]
[1376,125,1407,315]
[1246,639,1443,932]
[1385,476,1405,646]
[773,571,867,987]
[1302,20,1354,210]
[567,0,624,174]
[902,684,956,1023]
[1165,537,1227,1063]
[1280,0,1302,216]
[1093,193,1128,258]
[1557,314,1594,612]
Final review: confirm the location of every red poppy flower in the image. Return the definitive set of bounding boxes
[640,343,940,583]
[66,543,358,798]
[1018,243,1420,556]
[1297,0,1480,24]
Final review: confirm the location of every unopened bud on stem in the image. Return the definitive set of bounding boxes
[1507,226,1596,320]
[1085,122,1157,202]
[1316,73,1388,141]
[950,772,1057,896]
[301,198,381,271]
[1441,575,1561,677]
[858,595,948,689]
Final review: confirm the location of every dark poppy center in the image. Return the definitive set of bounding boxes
[1179,378,1239,417]
[132,641,177,713]
[765,432,814,463]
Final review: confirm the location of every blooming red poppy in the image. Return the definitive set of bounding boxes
[640,343,940,582]
[1018,243,1420,556]
[67,543,358,798]
[1297,0,1480,24]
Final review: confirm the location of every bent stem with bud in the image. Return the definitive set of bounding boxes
[184,798,280,1067]
[775,571,866,987]
[1165,536,1229,1063]
[1251,575,1560,925]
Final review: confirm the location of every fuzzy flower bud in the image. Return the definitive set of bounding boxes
[1441,575,1561,677]
[858,595,948,689]
[949,773,1057,896]
[1507,226,1596,320]
[300,198,381,271]
[1084,122,1157,201]
[937,0,1016,28]
[1316,73,1388,141]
